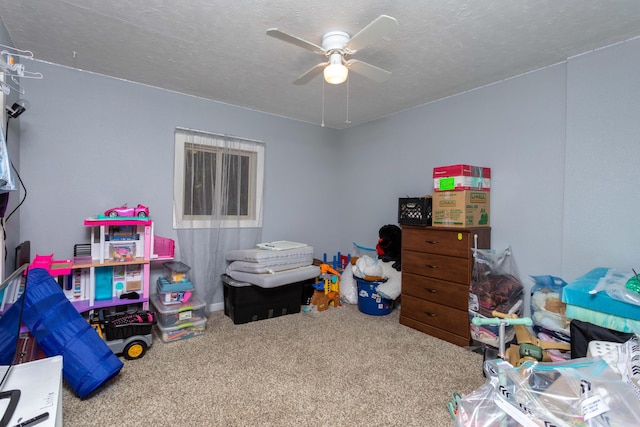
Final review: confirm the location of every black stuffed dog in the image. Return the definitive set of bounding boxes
[376,224,402,271]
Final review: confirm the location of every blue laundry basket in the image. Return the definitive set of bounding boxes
[18,268,124,398]
[355,278,393,316]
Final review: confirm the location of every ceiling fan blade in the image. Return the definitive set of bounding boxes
[345,15,399,52]
[346,59,392,83]
[266,28,325,54]
[293,62,328,85]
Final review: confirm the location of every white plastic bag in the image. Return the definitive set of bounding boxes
[590,269,640,307]
[339,265,357,305]
[456,355,640,426]
[530,275,570,335]
[0,129,16,192]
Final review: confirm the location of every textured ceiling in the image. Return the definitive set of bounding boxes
[1,1,640,129]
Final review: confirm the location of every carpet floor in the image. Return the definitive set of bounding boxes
[61,303,485,426]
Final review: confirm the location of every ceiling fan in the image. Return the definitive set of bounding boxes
[266,15,398,85]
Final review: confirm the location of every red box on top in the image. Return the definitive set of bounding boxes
[433,164,491,179]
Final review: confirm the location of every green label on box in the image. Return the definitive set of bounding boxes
[438,177,455,190]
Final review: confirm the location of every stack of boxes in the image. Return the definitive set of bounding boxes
[432,165,523,349]
[432,164,491,228]
[151,261,207,343]
[432,164,503,346]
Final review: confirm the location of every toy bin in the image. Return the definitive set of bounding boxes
[109,242,135,262]
[98,309,156,341]
[157,276,194,305]
[355,278,393,316]
[398,197,432,226]
[151,293,207,327]
[156,318,206,343]
[222,274,308,324]
[153,235,175,260]
[162,261,191,283]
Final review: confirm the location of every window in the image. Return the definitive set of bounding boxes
[173,128,264,229]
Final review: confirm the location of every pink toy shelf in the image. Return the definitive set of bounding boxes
[83,217,152,227]
[153,235,175,260]
[29,253,73,276]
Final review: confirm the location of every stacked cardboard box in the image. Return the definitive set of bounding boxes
[432,164,491,228]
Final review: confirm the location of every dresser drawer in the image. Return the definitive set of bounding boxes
[399,316,470,347]
[400,295,469,338]
[402,273,469,311]
[402,250,471,284]
[402,227,473,258]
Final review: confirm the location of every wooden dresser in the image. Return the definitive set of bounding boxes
[400,225,491,346]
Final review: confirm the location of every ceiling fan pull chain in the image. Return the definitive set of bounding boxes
[345,77,351,124]
[321,78,325,127]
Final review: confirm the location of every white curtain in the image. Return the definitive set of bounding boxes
[174,128,264,308]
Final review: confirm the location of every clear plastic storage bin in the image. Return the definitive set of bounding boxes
[151,293,206,327]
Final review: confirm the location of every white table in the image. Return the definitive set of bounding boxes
[0,356,62,426]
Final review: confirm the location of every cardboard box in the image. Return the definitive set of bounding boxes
[433,164,491,179]
[432,190,490,228]
[434,176,491,191]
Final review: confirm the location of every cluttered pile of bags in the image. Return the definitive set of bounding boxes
[468,246,524,348]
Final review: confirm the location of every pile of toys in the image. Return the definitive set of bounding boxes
[150,261,207,342]
[309,260,345,312]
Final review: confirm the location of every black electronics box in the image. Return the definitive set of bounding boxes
[398,197,432,226]
[222,274,311,324]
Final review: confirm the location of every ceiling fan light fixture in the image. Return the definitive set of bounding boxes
[323,53,348,84]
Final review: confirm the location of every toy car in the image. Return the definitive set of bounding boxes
[104,204,149,218]
[91,309,156,360]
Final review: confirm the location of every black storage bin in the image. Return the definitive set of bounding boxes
[398,197,432,226]
[570,319,634,359]
[99,310,156,341]
[222,274,309,324]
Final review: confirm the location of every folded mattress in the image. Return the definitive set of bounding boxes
[565,303,639,333]
[226,258,312,274]
[226,245,313,263]
[225,265,320,289]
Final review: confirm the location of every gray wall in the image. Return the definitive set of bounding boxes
[13,35,640,307]
[18,63,342,262]
[339,63,567,288]
[0,25,22,273]
[563,39,640,281]
[339,36,640,290]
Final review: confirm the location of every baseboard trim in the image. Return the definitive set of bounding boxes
[209,302,224,312]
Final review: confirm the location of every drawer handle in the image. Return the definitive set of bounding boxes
[424,288,437,293]
[425,240,439,244]
[425,264,438,269]
[423,312,437,317]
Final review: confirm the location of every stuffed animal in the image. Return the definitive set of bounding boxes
[350,255,402,301]
[376,224,402,271]
[531,290,570,334]
[310,290,330,311]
